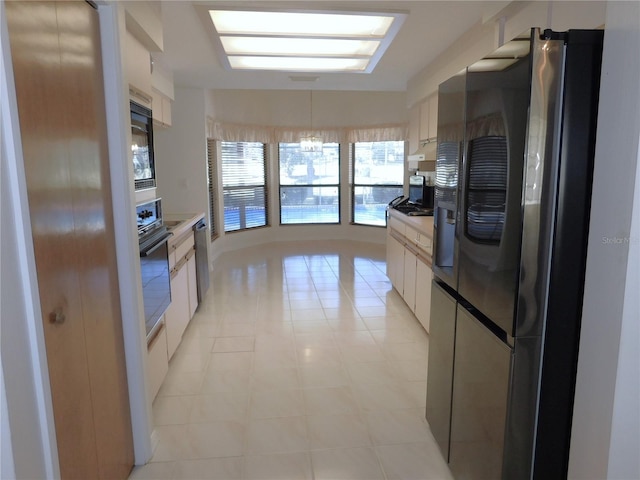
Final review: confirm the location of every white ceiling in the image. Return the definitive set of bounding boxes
[155,1,510,92]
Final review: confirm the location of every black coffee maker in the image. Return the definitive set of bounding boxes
[409,174,435,210]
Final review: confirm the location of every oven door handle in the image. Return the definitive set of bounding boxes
[140,232,173,257]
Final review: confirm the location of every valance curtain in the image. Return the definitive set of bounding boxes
[209,120,408,144]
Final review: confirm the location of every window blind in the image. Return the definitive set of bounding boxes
[220,141,268,232]
[206,139,218,239]
[278,143,340,225]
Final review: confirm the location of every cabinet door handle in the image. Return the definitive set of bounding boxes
[49,307,66,325]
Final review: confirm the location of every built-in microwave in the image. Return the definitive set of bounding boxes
[130,101,155,191]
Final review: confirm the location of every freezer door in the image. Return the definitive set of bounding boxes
[425,280,458,461]
[449,305,512,480]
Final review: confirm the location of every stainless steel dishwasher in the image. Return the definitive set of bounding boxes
[193,219,210,303]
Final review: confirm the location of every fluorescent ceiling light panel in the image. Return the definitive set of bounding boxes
[228,56,370,72]
[208,9,405,73]
[220,37,380,57]
[209,11,394,37]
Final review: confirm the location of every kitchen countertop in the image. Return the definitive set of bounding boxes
[388,208,434,239]
[164,212,205,245]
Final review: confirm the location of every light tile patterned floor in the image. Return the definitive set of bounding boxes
[130,240,453,480]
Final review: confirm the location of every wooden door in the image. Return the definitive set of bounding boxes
[6,1,134,479]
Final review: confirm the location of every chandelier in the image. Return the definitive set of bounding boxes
[300,90,323,152]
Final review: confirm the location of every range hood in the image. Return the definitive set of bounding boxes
[408,140,437,162]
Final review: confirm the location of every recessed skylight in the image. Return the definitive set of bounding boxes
[208,9,406,73]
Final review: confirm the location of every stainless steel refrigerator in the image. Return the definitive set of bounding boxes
[425,28,603,479]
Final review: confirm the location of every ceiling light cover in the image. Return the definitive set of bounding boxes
[209,10,394,37]
[228,56,369,72]
[208,9,406,73]
[220,37,380,57]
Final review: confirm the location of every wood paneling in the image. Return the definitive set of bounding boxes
[6,2,133,478]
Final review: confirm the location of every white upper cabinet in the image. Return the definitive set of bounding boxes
[408,93,439,155]
[125,31,152,106]
[151,63,174,128]
[408,104,421,156]
[419,94,439,142]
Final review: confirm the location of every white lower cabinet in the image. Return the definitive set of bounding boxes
[165,231,199,361]
[415,259,433,332]
[387,234,405,293]
[403,251,417,312]
[147,323,169,399]
[165,264,190,359]
[386,215,433,333]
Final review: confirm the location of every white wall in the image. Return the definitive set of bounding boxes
[407,1,606,106]
[207,89,408,127]
[154,87,209,217]
[569,2,640,478]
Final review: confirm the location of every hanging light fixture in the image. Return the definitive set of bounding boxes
[300,90,323,152]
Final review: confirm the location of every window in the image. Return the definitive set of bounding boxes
[351,141,404,226]
[279,143,340,224]
[220,141,268,232]
[206,139,218,239]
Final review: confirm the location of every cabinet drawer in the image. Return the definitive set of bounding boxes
[388,216,406,236]
[416,232,433,255]
[175,232,195,263]
[168,249,177,271]
[405,226,419,244]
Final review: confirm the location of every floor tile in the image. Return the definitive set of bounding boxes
[298,365,351,388]
[171,457,243,480]
[366,408,434,445]
[249,388,305,419]
[244,452,313,480]
[189,391,248,423]
[212,336,255,353]
[128,461,175,479]
[207,352,254,372]
[352,382,418,411]
[251,367,300,391]
[311,447,385,480]
[152,395,194,426]
[376,442,454,480]
[302,386,359,416]
[200,369,251,395]
[246,416,309,455]
[306,414,372,449]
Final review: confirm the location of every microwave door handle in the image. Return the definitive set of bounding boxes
[140,232,172,257]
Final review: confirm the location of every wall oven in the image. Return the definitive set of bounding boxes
[137,199,171,341]
[131,101,156,191]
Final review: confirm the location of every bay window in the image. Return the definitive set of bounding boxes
[351,141,404,226]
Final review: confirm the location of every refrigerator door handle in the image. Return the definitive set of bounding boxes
[515,32,565,339]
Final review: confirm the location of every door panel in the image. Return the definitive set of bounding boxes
[6,2,100,477]
[449,305,511,480]
[6,2,133,478]
[425,280,457,461]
